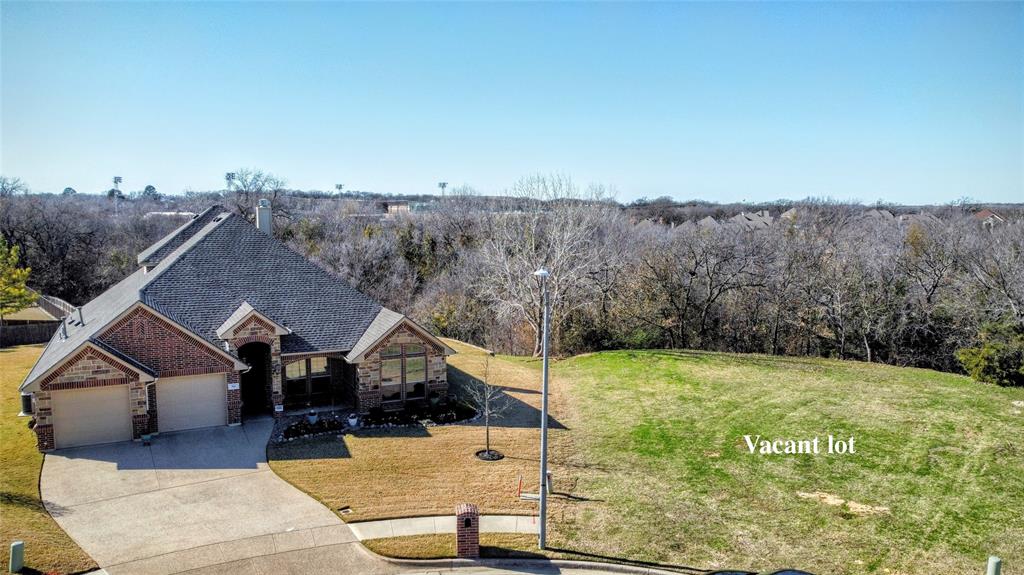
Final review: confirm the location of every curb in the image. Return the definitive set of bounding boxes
[356,543,693,574]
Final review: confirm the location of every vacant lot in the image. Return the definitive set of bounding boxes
[552,350,1024,574]
[0,345,96,575]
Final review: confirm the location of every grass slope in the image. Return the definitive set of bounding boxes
[551,350,1024,574]
[0,345,96,575]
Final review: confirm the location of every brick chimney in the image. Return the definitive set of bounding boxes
[256,199,272,235]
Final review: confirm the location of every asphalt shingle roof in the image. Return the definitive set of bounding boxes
[136,206,224,266]
[140,212,382,354]
[23,207,391,389]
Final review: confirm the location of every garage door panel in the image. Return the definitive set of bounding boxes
[52,386,132,449]
[157,374,226,433]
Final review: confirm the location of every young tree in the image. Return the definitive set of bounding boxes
[463,351,511,460]
[0,237,37,321]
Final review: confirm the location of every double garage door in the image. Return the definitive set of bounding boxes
[50,374,227,448]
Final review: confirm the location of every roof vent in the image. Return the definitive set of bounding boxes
[75,307,84,325]
[59,321,68,340]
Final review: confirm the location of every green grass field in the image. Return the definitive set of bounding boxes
[0,345,96,575]
[549,350,1024,574]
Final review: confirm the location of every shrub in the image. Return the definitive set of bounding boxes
[956,321,1024,387]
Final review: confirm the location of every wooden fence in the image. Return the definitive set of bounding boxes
[0,322,59,347]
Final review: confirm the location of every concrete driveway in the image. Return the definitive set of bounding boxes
[41,418,387,575]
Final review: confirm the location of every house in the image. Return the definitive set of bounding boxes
[863,208,896,223]
[726,210,773,230]
[973,209,1005,229]
[381,200,411,218]
[19,202,454,451]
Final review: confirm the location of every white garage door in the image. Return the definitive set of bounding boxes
[52,385,132,449]
[157,374,227,433]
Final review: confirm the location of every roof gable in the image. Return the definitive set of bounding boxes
[216,301,291,339]
[345,309,455,363]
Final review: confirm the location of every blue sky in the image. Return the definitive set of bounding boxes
[2,2,1021,204]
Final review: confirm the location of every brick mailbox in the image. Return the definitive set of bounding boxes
[456,503,480,559]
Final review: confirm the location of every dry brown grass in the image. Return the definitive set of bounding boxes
[268,339,555,521]
[0,345,97,575]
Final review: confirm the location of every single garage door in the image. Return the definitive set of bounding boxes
[52,385,132,449]
[157,374,227,433]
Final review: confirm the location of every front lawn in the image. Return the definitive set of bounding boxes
[268,340,544,521]
[0,345,96,575]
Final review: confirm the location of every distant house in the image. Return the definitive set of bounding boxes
[1,289,74,347]
[727,210,773,230]
[381,200,411,218]
[898,212,942,226]
[863,209,896,222]
[697,215,720,229]
[20,204,454,451]
[973,209,1005,229]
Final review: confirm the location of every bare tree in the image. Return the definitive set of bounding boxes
[475,175,622,356]
[462,351,511,459]
[0,176,28,197]
[225,167,290,223]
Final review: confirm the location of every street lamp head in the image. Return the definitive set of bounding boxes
[533,268,549,278]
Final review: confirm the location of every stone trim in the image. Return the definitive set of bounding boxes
[38,346,137,391]
[363,324,445,360]
[232,334,275,348]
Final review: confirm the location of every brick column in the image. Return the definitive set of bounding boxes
[35,424,54,451]
[456,503,480,559]
[271,356,283,417]
[226,371,242,425]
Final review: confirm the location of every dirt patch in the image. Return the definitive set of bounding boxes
[797,491,890,516]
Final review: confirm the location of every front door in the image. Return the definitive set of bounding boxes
[238,343,271,416]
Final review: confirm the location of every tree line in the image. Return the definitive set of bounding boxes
[2,172,1021,385]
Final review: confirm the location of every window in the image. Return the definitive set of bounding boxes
[377,341,430,403]
[310,357,328,375]
[381,358,402,385]
[285,361,306,380]
[405,356,426,398]
[284,357,333,408]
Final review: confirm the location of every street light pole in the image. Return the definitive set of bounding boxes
[533,267,551,549]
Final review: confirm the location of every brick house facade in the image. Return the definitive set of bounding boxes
[20,205,453,451]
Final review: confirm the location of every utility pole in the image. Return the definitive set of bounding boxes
[533,267,551,549]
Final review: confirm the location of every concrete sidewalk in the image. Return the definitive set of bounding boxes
[349,515,539,540]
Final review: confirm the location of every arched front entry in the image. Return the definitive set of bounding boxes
[238,342,272,417]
